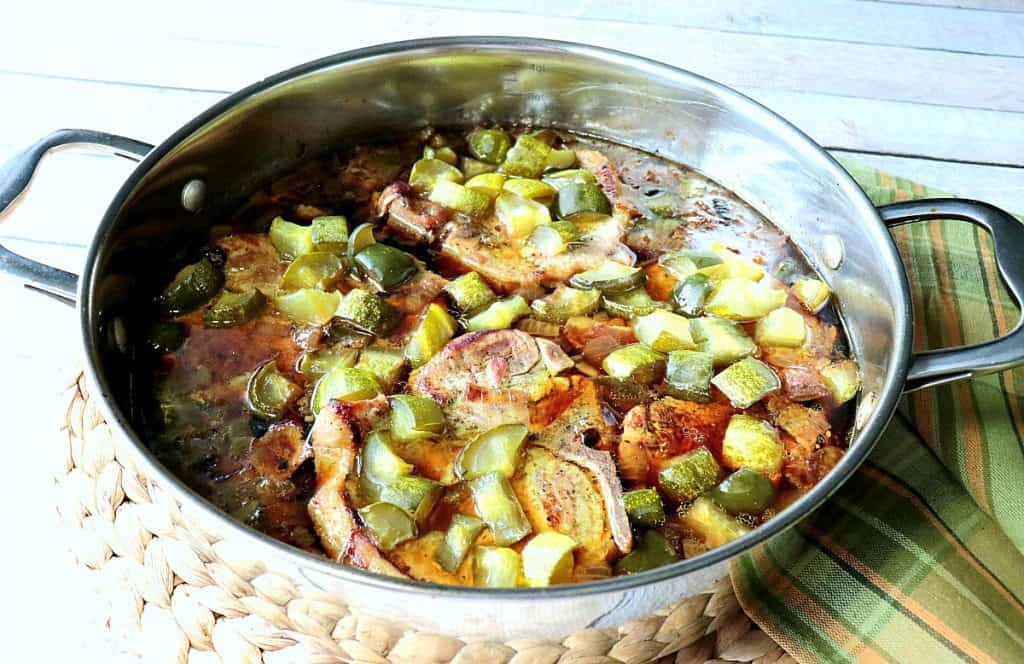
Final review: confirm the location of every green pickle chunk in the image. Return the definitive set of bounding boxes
[378,476,442,524]
[279,252,344,291]
[269,217,313,260]
[355,348,406,392]
[358,502,417,551]
[474,546,522,588]
[466,128,512,164]
[469,472,532,546]
[464,296,531,332]
[614,531,679,575]
[500,134,551,178]
[354,243,418,292]
[670,273,713,317]
[522,532,577,587]
[602,344,666,385]
[658,447,720,502]
[664,349,714,402]
[247,360,300,421]
[711,469,775,515]
[443,272,497,317]
[530,286,601,323]
[390,394,446,441]
[555,182,611,221]
[711,357,781,408]
[405,303,458,368]
[203,289,266,328]
[310,367,381,413]
[721,414,784,476]
[436,514,485,573]
[157,258,225,316]
[311,216,349,254]
[623,488,666,528]
[273,289,341,326]
[569,261,644,294]
[455,424,529,480]
[336,289,402,336]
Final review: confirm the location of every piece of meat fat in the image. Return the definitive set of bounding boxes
[576,148,622,201]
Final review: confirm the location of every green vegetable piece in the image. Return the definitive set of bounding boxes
[464,172,507,199]
[146,322,188,353]
[335,289,402,336]
[464,295,531,332]
[568,261,644,294]
[279,252,344,291]
[311,216,349,255]
[354,243,418,292]
[529,220,579,257]
[670,273,713,317]
[269,217,314,260]
[443,271,497,317]
[602,343,666,385]
[459,156,497,178]
[623,488,666,528]
[408,158,463,194]
[310,366,381,413]
[390,394,446,441]
[792,277,831,313]
[272,289,341,326]
[297,347,359,381]
[711,357,780,408]
[711,469,776,515]
[495,191,551,238]
[602,289,666,319]
[455,424,529,480]
[594,376,651,413]
[379,476,443,524]
[466,128,512,164]
[545,147,577,170]
[658,253,698,281]
[683,496,751,548]
[436,514,486,573]
[555,182,612,221]
[528,128,559,145]
[346,222,376,269]
[664,349,715,402]
[502,178,557,206]
[676,250,723,269]
[704,278,788,321]
[614,530,679,575]
[530,286,601,323]
[774,259,801,284]
[423,145,458,165]
[542,168,596,191]
[754,307,806,348]
[522,532,577,587]
[203,289,267,328]
[405,303,458,368]
[698,244,765,283]
[657,447,720,502]
[645,193,679,217]
[357,502,417,551]
[469,472,532,546]
[157,258,225,316]
[429,180,492,217]
[474,546,522,588]
[361,430,413,484]
[690,317,757,367]
[820,360,860,404]
[721,414,784,476]
[246,360,300,421]
[500,134,551,178]
[632,310,697,352]
[355,347,406,392]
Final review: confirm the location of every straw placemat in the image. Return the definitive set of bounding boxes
[55,371,790,664]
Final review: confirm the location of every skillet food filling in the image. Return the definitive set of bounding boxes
[144,127,859,587]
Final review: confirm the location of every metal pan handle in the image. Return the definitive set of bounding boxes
[0,129,153,303]
[878,198,1024,392]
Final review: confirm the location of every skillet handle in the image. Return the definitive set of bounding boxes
[0,129,153,303]
[878,198,1024,392]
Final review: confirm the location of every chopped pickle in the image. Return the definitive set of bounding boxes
[297,347,359,381]
[157,258,225,316]
[355,348,406,391]
[645,193,678,217]
[698,244,765,283]
[354,243,418,292]
[464,295,531,332]
[464,172,507,199]
[546,147,577,170]
[632,310,697,352]
[721,414,784,476]
[602,289,666,319]
[555,182,612,221]
[664,349,714,402]
[754,307,807,347]
[792,277,831,313]
[690,317,757,367]
[408,158,463,194]
[820,360,860,404]
[246,360,300,421]
[515,317,562,337]
[569,261,644,294]
[455,424,529,480]
[503,178,557,205]
[460,156,497,178]
[500,134,551,178]
[529,220,579,256]
[659,253,698,281]
[310,215,348,255]
[272,289,341,326]
[428,180,492,217]
[711,469,775,515]
[269,217,314,260]
[542,168,597,190]
[361,430,413,484]
[335,289,402,336]
[704,278,787,321]
[390,394,446,441]
[146,321,187,353]
[495,191,552,238]
[521,532,577,587]
[614,531,679,575]
[466,127,512,164]
[711,358,781,408]
[311,366,381,412]
[657,447,720,502]
[677,249,723,269]
[474,546,523,588]
[670,273,713,318]
[203,289,266,328]
[358,502,417,551]
[683,496,751,548]
[595,376,651,413]
[530,286,601,323]
[379,476,442,524]
[443,272,497,317]
[422,145,458,165]
[346,222,376,269]
[279,252,344,291]
[623,488,666,528]
[405,303,458,368]
[602,343,666,385]
[436,514,485,573]
[469,472,532,546]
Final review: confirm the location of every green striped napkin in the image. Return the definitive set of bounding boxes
[731,162,1024,663]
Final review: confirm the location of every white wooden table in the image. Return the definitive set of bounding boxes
[1,1,1021,660]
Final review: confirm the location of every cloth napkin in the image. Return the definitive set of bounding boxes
[731,161,1024,663]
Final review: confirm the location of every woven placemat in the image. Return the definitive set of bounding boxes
[55,371,792,664]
